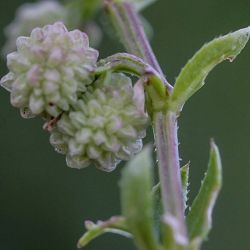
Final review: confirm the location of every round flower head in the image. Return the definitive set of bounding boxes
[0,22,99,118]
[2,1,70,55]
[50,73,148,172]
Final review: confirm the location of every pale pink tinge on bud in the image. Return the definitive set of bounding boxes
[26,65,41,85]
[1,22,99,118]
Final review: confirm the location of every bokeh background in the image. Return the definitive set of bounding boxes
[0,0,250,249]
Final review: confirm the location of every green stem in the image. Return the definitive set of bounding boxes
[77,216,131,248]
[96,52,163,78]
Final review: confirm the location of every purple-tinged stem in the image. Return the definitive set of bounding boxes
[105,0,172,92]
[154,111,187,237]
[105,0,187,241]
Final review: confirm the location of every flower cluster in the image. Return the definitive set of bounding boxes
[1,22,98,118]
[2,1,70,55]
[0,22,148,171]
[50,73,148,171]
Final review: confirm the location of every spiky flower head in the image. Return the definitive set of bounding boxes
[0,22,99,118]
[50,73,148,172]
[2,1,71,55]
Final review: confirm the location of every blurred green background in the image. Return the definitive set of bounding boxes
[0,0,250,249]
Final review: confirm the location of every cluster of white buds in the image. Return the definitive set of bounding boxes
[1,22,98,118]
[1,21,148,171]
[2,1,70,55]
[50,73,148,171]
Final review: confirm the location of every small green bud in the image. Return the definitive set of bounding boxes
[1,22,99,118]
[50,73,148,171]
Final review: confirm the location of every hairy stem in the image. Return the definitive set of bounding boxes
[105,0,187,242]
[153,111,187,238]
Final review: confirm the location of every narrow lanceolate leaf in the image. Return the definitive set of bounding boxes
[151,183,162,237]
[116,0,157,11]
[170,27,250,113]
[181,163,190,211]
[77,216,130,248]
[120,146,159,250]
[186,141,222,242]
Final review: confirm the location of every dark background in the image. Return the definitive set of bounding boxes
[0,0,250,249]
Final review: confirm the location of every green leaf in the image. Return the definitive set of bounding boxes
[181,163,190,211]
[120,146,159,250]
[186,141,222,242]
[116,0,157,11]
[170,27,250,113]
[77,216,131,248]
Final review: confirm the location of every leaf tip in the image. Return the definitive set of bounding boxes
[209,139,222,187]
[237,26,250,37]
